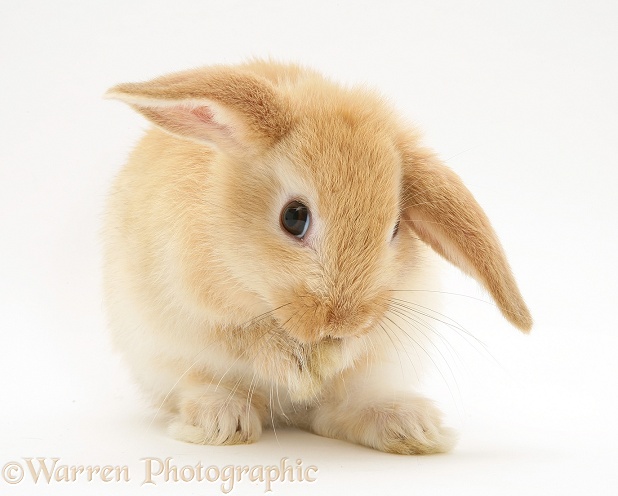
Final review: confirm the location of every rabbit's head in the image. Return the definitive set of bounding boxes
[106,61,531,346]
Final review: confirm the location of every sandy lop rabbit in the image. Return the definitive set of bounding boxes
[104,60,532,454]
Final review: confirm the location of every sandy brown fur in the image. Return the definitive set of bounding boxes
[104,60,531,454]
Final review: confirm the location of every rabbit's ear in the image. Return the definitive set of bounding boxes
[105,67,293,156]
[401,143,532,332]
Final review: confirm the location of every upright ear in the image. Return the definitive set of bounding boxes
[400,140,532,332]
[105,66,293,156]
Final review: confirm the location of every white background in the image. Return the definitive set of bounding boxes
[1,1,617,494]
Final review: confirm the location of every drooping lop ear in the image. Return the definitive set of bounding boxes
[400,140,532,332]
[105,66,293,156]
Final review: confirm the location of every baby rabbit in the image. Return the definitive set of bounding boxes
[104,60,532,454]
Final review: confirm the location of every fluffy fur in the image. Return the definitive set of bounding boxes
[103,60,532,454]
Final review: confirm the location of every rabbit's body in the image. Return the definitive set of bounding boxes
[104,61,531,453]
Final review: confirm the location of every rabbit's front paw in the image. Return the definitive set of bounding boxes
[312,394,457,454]
[169,388,265,446]
[362,397,457,454]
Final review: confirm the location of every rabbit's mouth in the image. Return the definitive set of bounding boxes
[272,291,388,345]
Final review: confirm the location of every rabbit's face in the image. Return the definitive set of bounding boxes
[249,112,413,344]
[195,85,421,345]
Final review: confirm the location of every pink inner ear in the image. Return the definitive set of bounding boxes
[141,103,235,145]
[190,107,232,138]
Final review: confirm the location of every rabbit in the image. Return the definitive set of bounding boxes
[103,60,532,455]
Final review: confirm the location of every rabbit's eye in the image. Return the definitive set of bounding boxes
[281,201,310,238]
